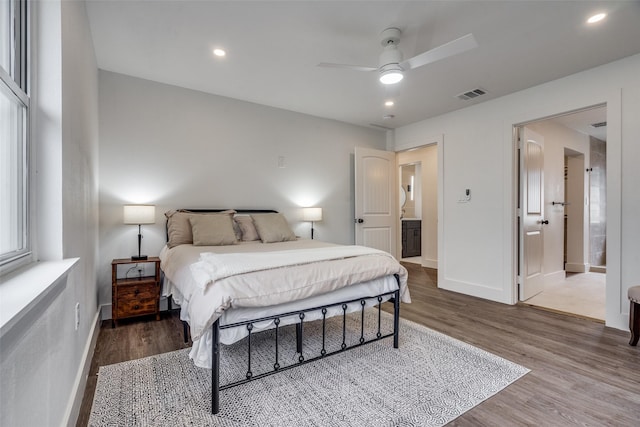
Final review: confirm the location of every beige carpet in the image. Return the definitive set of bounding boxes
[525,272,605,320]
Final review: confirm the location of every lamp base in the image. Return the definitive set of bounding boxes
[131,255,148,261]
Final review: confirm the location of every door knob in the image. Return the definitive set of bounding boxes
[540,220,549,225]
[355,218,364,224]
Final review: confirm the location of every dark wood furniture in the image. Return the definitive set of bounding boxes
[111,257,161,328]
[401,220,421,258]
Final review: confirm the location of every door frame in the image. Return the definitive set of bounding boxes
[511,101,621,328]
[396,144,438,269]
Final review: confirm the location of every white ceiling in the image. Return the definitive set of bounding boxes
[550,105,607,141]
[85,1,640,131]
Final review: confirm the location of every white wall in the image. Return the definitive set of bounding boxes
[393,53,640,330]
[0,1,100,426]
[97,71,386,313]
[526,121,590,278]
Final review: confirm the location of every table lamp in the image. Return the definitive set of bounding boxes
[302,207,322,240]
[123,204,156,260]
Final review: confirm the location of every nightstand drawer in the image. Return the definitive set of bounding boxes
[117,282,157,300]
[115,284,158,317]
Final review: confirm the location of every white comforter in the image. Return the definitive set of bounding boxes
[190,245,394,288]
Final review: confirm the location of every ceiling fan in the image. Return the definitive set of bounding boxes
[318,27,478,84]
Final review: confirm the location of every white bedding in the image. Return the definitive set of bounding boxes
[160,239,410,368]
[190,245,392,288]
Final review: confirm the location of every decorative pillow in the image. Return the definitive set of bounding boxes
[189,214,237,246]
[251,213,297,243]
[231,218,243,241]
[165,209,235,248]
[234,215,260,241]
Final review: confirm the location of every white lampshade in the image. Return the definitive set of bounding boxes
[302,207,322,222]
[123,205,156,225]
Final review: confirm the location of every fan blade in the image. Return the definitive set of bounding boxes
[317,62,377,72]
[400,33,477,71]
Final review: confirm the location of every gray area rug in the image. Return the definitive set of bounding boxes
[89,310,529,426]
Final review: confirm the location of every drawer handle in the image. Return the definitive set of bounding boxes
[134,305,140,310]
[134,289,140,296]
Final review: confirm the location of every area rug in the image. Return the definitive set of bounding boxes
[89,311,529,426]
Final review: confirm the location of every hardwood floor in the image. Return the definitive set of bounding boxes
[77,263,640,426]
[76,312,192,427]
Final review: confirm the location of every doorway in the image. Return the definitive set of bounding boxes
[399,163,422,261]
[517,105,607,321]
[397,145,438,268]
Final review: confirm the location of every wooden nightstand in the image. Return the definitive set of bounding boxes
[111,257,161,327]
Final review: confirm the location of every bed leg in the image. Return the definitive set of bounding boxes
[393,283,400,349]
[212,319,220,414]
[296,321,303,354]
[182,321,189,344]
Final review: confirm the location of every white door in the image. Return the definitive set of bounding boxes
[519,127,546,300]
[354,147,397,257]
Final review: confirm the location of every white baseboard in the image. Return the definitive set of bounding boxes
[590,265,607,273]
[566,262,590,273]
[421,258,438,269]
[63,308,101,427]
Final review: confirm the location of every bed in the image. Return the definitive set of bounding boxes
[159,209,411,413]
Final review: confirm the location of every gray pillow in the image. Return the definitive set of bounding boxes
[189,214,237,246]
[234,215,260,241]
[165,209,235,248]
[251,213,297,243]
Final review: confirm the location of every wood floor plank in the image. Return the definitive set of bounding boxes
[76,263,640,426]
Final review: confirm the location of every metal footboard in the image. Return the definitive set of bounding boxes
[211,274,401,414]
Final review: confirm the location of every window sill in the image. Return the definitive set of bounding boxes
[0,258,79,338]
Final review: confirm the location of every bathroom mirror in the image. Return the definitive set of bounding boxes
[400,163,420,219]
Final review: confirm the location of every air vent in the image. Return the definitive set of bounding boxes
[456,88,487,101]
[591,121,607,128]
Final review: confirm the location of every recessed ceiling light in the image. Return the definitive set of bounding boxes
[213,48,226,57]
[385,101,394,107]
[587,13,607,24]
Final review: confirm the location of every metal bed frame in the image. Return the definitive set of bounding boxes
[164,208,402,414]
[209,279,401,414]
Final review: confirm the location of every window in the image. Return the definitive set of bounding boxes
[0,0,29,267]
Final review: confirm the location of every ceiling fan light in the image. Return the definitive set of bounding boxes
[379,68,403,85]
[587,13,606,24]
